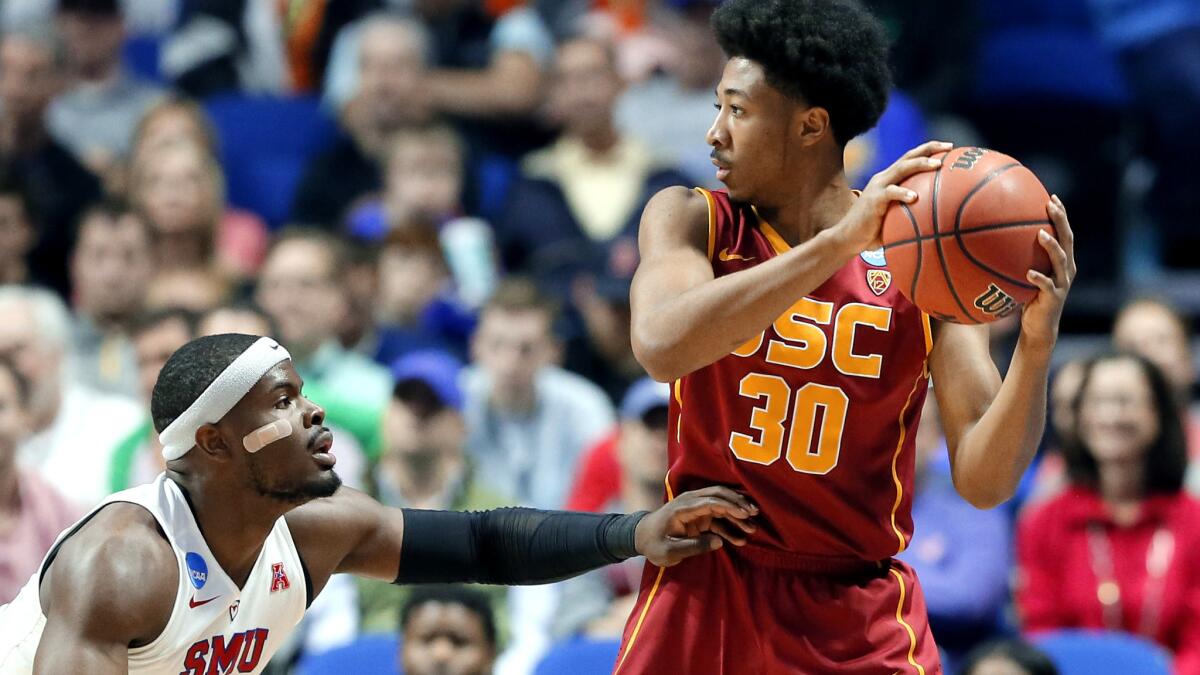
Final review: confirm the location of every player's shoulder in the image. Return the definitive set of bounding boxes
[286,487,379,573]
[642,186,710,228]
[41,502,177,642]
[639,186,712,249]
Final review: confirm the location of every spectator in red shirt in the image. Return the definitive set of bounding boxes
[1016,352,1200,673]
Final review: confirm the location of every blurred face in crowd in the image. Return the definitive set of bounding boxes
[256,239,346,356]
[471,308,556,405]
[383,395,464,467]
[619,408,669,512]
[135,104,213,158]
[1050,360,1085,448]
[0,299,62,422]
[1078,356,1160,466]
[0,195,33,271]
[133,317,192,403]
[357,21,430,133]
[0,35,59,125]
[1113,301,1194,396]
[0,363,29,463]
[57,9,124,79]
[402,601,495,675]
[145,268,229,314]
[198,307,273,338]
[549,39,622,139]
[386,131,463,219]
[135,142,221,236]
[670,12,724,91]
[378,244,447,324]
[71,210,153,324]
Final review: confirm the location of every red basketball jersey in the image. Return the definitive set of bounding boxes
[668,188,932,563]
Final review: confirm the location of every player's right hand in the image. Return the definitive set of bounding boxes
[833,140,954,253]
[634,486,759,567]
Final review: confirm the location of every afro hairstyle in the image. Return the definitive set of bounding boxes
[711,0,892,145]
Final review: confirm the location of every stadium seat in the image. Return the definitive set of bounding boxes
[972,0,1129,106]
[534,638,621,675]
[1033,629,1172,675]
[295,633,399,675]
[202,95,338,228]
[122,35,164,84]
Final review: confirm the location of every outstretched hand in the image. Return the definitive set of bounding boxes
[634,486,759,567]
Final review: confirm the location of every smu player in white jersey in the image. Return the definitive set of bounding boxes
[0,334,757,674]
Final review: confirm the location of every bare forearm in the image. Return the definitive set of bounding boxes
[951,336,1053,508]
[634,228,855,381]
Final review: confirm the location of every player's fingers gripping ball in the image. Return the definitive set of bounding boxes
[881,146,1056,324]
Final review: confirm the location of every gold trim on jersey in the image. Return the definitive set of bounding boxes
[921,313,933,356]
[889,567,928,675]
[889,367,928,554]
[751,205,791,255]
[694,187,718,262]
[613,471,676,674]
[674,379,683,443]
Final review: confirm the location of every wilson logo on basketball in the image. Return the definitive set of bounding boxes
[866,269,891,296]
[973,284,1018,318]
[951,147,987,171]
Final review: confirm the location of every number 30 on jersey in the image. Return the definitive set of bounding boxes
[729,298,891,475]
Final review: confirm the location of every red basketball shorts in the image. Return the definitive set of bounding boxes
[613,549,942,675]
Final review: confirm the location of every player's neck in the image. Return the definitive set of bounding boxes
[755,163,853,247]
[169,471,289,588]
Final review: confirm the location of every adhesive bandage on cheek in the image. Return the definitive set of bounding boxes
[243,419,294,453]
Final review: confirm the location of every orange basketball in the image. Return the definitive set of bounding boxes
[881,146,1055,324]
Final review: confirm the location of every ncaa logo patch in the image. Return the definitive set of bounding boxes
[867,269,892,296]
[186,552,208,589]
[860,247,887,267]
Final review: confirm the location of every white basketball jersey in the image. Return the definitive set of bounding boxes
[0,474,308,674]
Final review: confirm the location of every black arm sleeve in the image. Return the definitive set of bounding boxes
[395,507,648,586]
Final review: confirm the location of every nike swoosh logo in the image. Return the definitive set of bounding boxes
[189,595,219,609]
[718,248,755,262]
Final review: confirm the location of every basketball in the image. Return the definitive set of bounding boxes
[881,147,1055,324]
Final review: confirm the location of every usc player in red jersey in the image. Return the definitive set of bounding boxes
[614,1,1076,673]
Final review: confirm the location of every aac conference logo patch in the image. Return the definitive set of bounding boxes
[186,552,209,590]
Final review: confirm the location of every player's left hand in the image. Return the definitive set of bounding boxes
[1020,195,1075,350]
[634,486,759,567]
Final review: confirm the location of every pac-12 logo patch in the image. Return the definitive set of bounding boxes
[186,552,208,589]
[867,269,892,296]
[860,247,887,266]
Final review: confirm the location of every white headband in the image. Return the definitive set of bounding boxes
[159,337,292,461]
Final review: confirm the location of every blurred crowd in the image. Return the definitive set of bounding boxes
[1,0,1199,674]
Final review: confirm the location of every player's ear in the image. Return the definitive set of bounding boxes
[794,105,831,148]
[194,423,233,460]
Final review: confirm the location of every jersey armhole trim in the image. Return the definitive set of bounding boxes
[693,187,717,262]
[38,500,161,586]
[922,312,933,356]
[297,551,314,609]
